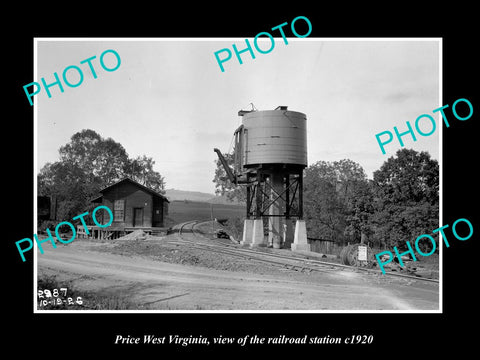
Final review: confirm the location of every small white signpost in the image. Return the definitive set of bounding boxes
[358,245,368,262]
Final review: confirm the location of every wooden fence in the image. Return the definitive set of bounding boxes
[307,238,343,256]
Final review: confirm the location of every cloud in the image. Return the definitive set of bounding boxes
[383,91,413,103]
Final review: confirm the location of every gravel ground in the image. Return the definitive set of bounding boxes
[85,235,303,277]
[37,230,440,310]
[75,233,436,287]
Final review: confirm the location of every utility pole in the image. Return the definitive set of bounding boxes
[211,203,214,238]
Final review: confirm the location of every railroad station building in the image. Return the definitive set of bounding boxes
[89,177,169,238]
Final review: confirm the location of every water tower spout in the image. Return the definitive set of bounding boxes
[213,148,236,184]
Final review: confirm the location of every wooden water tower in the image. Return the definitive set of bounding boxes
[214,106,310,251]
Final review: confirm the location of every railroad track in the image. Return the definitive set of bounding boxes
[173,220,439,283]
[173,220,332,274]
[175,219,211,236]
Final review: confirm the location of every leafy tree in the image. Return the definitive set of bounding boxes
[304,170,344,240]
[38,161,92,220]
[344,179,375,242]
[38,129,166,223]
[374,148,438,205]
[124,155,166,194]
[58,129,129,187]
[212,152,246,203]
[304,159,373,243]
[372,149,439,250]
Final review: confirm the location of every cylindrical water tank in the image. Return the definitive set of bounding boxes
[242,108,307,167]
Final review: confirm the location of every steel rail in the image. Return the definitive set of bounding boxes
[172,237,335,274]
[175,220,440,283]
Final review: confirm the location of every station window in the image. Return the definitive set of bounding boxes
[114,200,125,221]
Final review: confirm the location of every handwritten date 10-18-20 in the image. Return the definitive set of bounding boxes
[38,288,83,307]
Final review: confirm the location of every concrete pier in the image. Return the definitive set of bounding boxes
[240,219,254,247]
[291,220,311,252]
[250,219,267,247]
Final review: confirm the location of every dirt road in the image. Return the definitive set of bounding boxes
[36,239,439,311]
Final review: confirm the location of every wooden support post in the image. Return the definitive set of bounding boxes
[246,185,251,219]
[285,174,290,219]
[255,175,263,219]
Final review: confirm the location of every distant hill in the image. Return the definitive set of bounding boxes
[165,189,213,202]
[165,188,243,205]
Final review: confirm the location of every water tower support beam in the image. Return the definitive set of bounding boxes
[246,185,251,219]
[268,172,285,249]
[251,173,267,247]
[285,175,290,218]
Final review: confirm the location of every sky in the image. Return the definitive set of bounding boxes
[35,38,440,194]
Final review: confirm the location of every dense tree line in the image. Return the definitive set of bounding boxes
[213,148,439,250]
[304,149,439,250]
[38,129,165,225]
